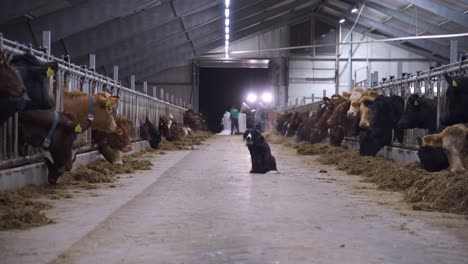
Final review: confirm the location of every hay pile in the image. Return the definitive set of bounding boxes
[267,132,468,214]
[160,131,212,151]
[0,148,160,230]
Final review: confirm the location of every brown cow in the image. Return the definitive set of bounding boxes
[63,90,119,133]
[346,87,377,117]
[351,94,378,128]
[423,124,468,174]
[285,112,309,137]
[309,95,347,143]
[18,110,78,184]
[327,100,355,146]
[92,115,133,164]
[0,50,25,100]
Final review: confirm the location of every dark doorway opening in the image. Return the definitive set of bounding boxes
[199,67,269,133]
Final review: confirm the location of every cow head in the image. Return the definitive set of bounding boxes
[92,92,119,132]
[140,119,150,140]
[441,74,468,126]
[145,117,162,149]
[0,51,26,100]
[9,53,58,109]
[398,94,422,129]
[354,95,376,128]
[346,87,366,117]
[423,124,468,174]
[416,136,449,172]
[328,100,350,127]
[107,115,133,152]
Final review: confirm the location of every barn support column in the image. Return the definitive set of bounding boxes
[450,40,458,63]
[113,66,119,83]
[348,32,353,91]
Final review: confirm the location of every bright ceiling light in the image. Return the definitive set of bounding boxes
[351,5,358,13]
[225,26,229,33]
[261,92,273,103]
[225,34,229,40]
[225,40,229,46]
[247,93,257,103]
[225,8,230,17]
[225,0,230,8]
[225,46,229,52]
[339,18,346,24]
[225,18,230,26]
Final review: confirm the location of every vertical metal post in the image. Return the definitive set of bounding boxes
[0,33,4,50]
[295,98,298,106]
[171,95,174,104]
[348,31,353,91]
[143,81,148,94]
[152,86,157,98]
[436,78,442,131]
[323,89,326,98]
[450,40,458,63]
[89,54,96,71]
[166,93,170,102]
[130,75,135,90]
[42,30,51,57]
[160,89,164,100]
[312,93,315,103]
[113,66,119,84]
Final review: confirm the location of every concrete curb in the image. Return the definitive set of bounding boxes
[342,140,419,163]
[0,141,150,191]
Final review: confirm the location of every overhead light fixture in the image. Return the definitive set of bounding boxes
[225,0,230,8]
[261,92,273,103]
[247,93,257,103]
[351,5,358,13]
[225,45,229,52]
[225,8,229,17]
[225,18,230,26]
[225,26,229,34]
[225,40,229,46]
[339,18,346,24]
[225,34,229,40]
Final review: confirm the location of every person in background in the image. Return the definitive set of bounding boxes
[230,105,239,135]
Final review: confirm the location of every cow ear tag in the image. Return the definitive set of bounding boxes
[452,80,458,87]
[414,100,419,106]
[105,100,112,108]
[46,67,55,77]
[421,141,427,147]
[74,124,82,133]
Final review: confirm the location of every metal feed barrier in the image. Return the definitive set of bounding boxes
[275,58,468,150]
[0,35,186,169]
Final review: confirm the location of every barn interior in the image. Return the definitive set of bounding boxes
[1,0,468,263]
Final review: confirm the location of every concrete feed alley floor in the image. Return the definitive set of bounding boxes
[1,136,468,264]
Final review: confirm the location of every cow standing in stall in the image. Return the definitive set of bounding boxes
[440,74,468,126]
[327,100,357,146]
[0,50,25,100]
[309,95,347,144]
[295,105,327,142]
[285,112,309,137]
[159,115,186,141]
[140,117,162,149]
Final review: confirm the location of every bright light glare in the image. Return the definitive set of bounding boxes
[247,93,257,103]
[224,46,229,53]
[351,7,358,13]
[339,18,346,24]
[225,0,230,8]
[225,40,229,46]
[225,34,229,40]
[225,18,230,26]
[225,8,230,17]
[225,26,230,33]
[261,92,273,103]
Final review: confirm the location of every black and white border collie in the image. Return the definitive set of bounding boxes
[243,129,278,174]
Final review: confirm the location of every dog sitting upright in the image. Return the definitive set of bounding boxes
[243,129,278,173]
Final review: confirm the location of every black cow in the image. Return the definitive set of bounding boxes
[275,112,292,135]
[416,137,449,172]
[368,95,405,143]
[440,74,468,126]
[0,53,58,125]
[359,127,393,156]
[398,94,438,133]
[0,50,25,100]
[140,117,162,149]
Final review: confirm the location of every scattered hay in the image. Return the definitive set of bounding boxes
[268,132,468,214]
[160,131,212,151]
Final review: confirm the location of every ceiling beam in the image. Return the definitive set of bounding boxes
[403,0,468,28]
[324,2,451,59]
[0,0,51,24]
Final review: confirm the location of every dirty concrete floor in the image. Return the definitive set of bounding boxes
[2,136,468,264]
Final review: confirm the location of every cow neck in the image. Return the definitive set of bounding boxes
[64,91,95,130]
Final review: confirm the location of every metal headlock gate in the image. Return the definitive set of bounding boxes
[0,35,186,169]
[274,58,468,150]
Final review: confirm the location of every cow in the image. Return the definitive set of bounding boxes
[359,127,393,156]
[0,53,59,125]
[423,124,468,174]
[309,95,347,144]
[295,105,327,142]
[398,94,438,133]
[285,112,308,137]
[327,100,356,146]
[440,74,468,126]
[416,137,449,172]
[18,110,78,184]
[159,115,186,141]
[184,109,197,130]
[63,89,119,133]
[347,87,369,117]
[275,112,292,135]
[0,50,25,100]
[92,115,133,164]
[140,117,162,149]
